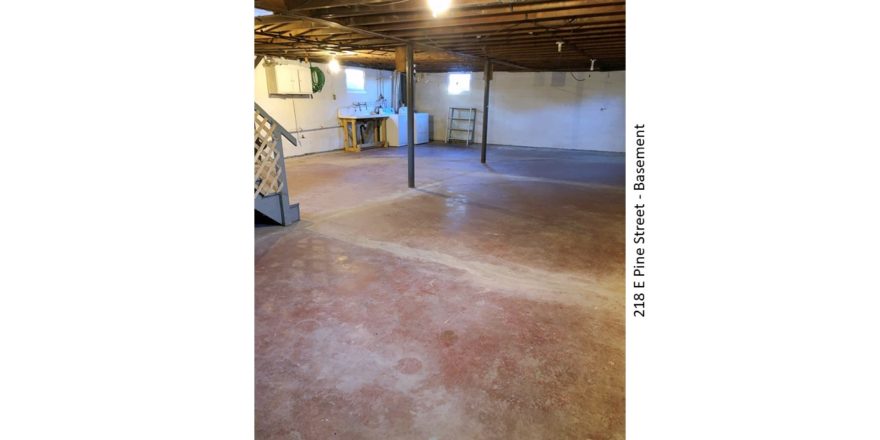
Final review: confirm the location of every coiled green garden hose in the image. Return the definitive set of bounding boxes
[311,66,325,93]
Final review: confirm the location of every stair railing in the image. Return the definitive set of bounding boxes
[254,103,300,225]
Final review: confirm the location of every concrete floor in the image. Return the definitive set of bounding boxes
[255,143,625,440]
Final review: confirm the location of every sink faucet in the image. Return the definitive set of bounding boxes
[352,102,368,112]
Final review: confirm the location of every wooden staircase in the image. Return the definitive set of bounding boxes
[254,102,300,225]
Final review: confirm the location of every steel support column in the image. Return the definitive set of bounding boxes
[406,43,415,188]
[481,58,492,164]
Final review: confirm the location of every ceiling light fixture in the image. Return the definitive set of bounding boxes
[428,0,452,17]
[328,55,341,73]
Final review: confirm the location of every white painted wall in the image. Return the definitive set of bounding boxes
[255,60,393,156]
[256,63,624,155]
[414,70,625,152]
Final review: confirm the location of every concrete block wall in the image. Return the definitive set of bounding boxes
[414,70,625,153]
[256,62,624,155]
[255,60,393,157]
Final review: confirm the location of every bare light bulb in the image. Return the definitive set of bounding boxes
[428,0,451,17]
[328,56,341,73]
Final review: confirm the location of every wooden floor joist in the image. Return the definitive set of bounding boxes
[254,0,625,71]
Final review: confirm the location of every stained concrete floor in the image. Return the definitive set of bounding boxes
[255,143,625,440]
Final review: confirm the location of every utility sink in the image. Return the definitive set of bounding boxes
[337,109,390,119]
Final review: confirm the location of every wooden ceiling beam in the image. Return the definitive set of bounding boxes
[479,49,624,58]
[441,41,625,53]
[489,41,619,53]
[327,1,624,27]
[376,31,625,47]
[255,0,625,71]
[256,22,333,34]
[258,23,297,33]
[273,11,532,70]
[359,5,625,32]
[356,17,624,38]
[263,9,624,36]
[254,31,379,53]
[254,16,324,26]
[475,42,625,51]
[332,22,624,45]
[304,0,569,18]
[467,43,624,52]
[469,46,624,55]
[254,25,624,51]
[291,22,624,46]
[267,16,623,39]
[255,0,287,12]
[283,0,399,12]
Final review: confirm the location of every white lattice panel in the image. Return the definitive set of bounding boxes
[254,111,283,197]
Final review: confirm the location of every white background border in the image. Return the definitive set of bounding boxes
[2,0,879,438]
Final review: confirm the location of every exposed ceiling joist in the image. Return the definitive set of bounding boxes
[254,0,625,71]
[323,1,624,28]
[273,12,532,70]
[304,0,603,19]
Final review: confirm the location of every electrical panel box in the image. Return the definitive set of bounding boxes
[265,60,313,96]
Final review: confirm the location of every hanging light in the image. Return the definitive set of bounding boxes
[328,55,341,73]
[428,0,451,17]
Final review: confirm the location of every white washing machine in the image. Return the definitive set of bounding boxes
[387,108,430,147]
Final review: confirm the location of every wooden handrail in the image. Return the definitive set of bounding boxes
[254,103,298,146]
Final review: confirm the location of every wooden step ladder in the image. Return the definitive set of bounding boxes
[445,107,476,146]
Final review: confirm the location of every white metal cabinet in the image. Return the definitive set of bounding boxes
[265,61,313,95]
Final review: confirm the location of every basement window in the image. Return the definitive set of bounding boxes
[345,68,366,93]
[448,73,471,95]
